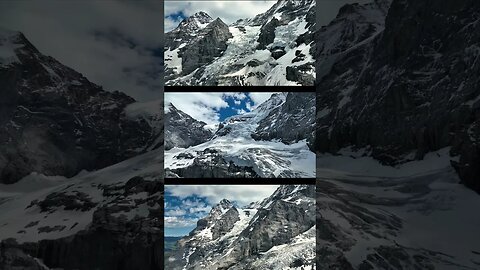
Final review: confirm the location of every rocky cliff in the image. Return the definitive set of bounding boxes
[0,28,161,185]
[164,103,213,150]
[315,0,480,193]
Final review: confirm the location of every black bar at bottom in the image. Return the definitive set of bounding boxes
[164,178,316,185]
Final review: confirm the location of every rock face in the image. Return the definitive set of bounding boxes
[252,92,316,150]
[0,29,160,184]
[165,13,232,80]
[35,177,163,270]
[164,93,316,178]
[164,103,213,150]
[165,185,316,270]
[315,0,480,193]
[165,0,316,86]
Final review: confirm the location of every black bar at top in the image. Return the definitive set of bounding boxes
[164,86,315,93]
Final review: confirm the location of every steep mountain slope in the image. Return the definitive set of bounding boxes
[0,28,162,185]
[0,27,164,270]
[165,0,316,86]
[165,93,316,178]
[165,185,316,270]
[315,0,480,193]
[315,148,480,269]
[164,103,213,150]
[0,148,164,270]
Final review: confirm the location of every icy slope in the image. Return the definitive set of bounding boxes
[316,148,480,269]
[0,148,163,243]
[165,93,315,178]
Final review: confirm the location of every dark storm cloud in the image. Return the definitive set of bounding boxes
[0,0,163,101]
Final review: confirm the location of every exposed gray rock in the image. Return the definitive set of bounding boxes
[167,148,260,178]
[315,0,480,193]
[165,103,213,150]
[252,92,315,150]
[257,18,281,50]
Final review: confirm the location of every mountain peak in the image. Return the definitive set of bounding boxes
[193,11,212,19]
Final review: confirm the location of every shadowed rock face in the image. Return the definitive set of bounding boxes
[180,18,233,75]
[164,103,213,150]
[165,14,232,81]
[252,92,316,150]
[315,0,480,193]
[0,30,160,184]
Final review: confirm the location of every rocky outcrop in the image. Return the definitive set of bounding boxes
[256,18,281,50]
[315,0,480,193]
[166,148,260,178]
[165,13,232,80]
[165,103,213,150]
[252,92,315,149]
[180,18,233,75]
[0,29,160,184]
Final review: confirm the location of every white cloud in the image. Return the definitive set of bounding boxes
[0,1,163,101]
[248,92,278,109]
[165,216,197,227]
[246,101,253,111]
[165,208,186,216]
[166,185,280,206]
[165,92,263,124]
[165,92,228,124]
[237,109,247,114]
[165,1,277,32]
[234,100,241,105]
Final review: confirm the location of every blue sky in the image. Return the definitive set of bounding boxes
[164,185,279,236]
[165,92,275,125]
[218,94,251,121]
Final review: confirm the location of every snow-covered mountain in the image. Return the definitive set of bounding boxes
[165,0,316,86]
[165,92,316,178]
[165,185,316,270]
[315,0,480,193]
[165,103,213,150]
[0,28,163,185]
[0,28,163,269]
